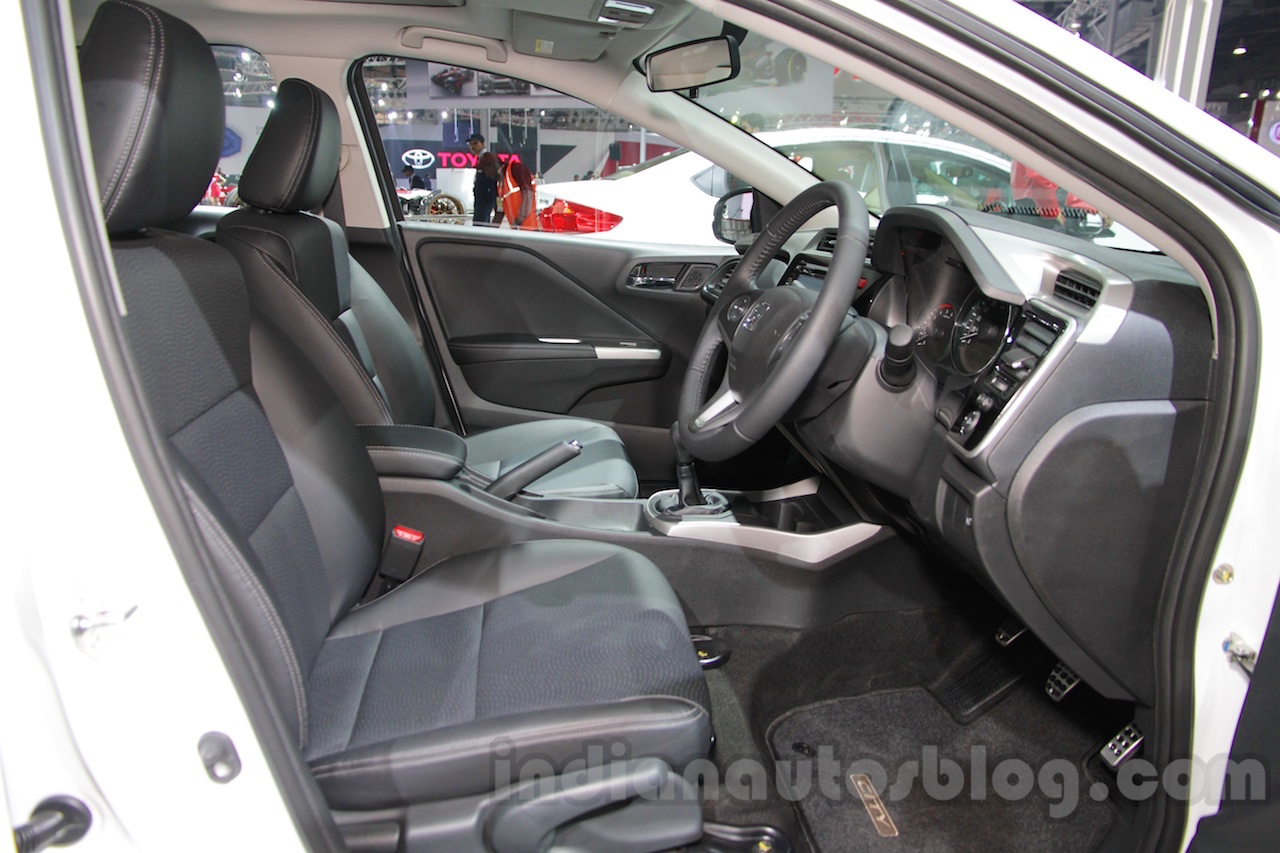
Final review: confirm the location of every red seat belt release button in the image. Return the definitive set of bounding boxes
[380,525,425,582]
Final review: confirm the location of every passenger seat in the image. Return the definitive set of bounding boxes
[217,79,638,500]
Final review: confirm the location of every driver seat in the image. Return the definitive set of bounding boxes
[79,0,708,830]
[216,78,638,500]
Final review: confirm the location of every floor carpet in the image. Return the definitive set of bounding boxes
[767,684,1117,852]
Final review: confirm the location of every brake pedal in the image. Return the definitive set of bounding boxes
[1045,662,1081,702]
[995,619,1027,647]
[1100,723,1144,770]
[692,634,731,669]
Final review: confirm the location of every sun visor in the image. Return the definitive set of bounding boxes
[511,11,619,61]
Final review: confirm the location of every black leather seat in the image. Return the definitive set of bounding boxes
[216,78,638,500]
[80,0,708,817]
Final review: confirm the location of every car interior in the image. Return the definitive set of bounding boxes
[68,0,1229,850]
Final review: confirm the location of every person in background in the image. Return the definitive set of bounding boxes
[401,164,426,190]
[1011,162,1089,219]
[499,157,538,230]
[468,133,500,224]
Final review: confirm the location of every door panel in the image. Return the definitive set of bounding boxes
[403,226,733,478]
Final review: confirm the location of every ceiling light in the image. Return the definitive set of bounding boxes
[267,99,275,109]
[381,82,388,91]
[1232,41,1246,56]
[1239,92,1251,99]
[405,111,414,120]
[378,99,386,107]
[1262,89,1273,99]
[388,111,398,120]
[441,110,448,119]
[240,51,251,62]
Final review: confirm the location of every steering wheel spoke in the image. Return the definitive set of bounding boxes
[691,384,740,431]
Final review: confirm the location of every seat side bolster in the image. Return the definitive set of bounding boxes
[219,215,395,426]
[308,697,711,809]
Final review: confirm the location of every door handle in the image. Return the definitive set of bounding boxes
[627,273,676,289]
[627,263,682,289]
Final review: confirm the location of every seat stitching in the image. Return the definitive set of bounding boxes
[358,423,457,438]
[310,704,707,778]
[102,1,163,220]
[253,247,393,424]
[185,484,309,749]
[366,447,462,462]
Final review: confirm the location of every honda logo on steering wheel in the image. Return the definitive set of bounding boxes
[402,148,435,169]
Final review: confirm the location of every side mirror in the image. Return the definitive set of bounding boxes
[713,187,754,244]
[645,36,739,93]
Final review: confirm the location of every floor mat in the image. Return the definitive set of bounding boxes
[768,686,1115,852]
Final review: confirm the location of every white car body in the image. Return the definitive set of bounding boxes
[6,0,1280,849]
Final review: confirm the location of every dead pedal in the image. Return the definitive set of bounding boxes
[1045,662,1081,702]
[692,634,731,669]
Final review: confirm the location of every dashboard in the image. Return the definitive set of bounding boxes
[770,205,1213,708]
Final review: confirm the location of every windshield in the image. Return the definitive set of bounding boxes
[663,20,1157,252]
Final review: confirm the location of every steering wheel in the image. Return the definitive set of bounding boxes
[677,181,869,461]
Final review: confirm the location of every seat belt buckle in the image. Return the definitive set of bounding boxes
[378,525,424,585]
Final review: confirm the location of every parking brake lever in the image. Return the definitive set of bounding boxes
[485,440,582,500]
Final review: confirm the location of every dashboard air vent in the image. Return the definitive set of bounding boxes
[816,230,874,260]
[1054,271,1102,310]
[703,259,739,301]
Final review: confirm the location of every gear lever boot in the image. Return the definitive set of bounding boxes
[653,423,731,518]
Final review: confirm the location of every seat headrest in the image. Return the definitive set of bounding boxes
[238,79,341,213]
[79,0,224,234]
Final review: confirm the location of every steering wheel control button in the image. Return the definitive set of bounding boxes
[725,294,754,328]
[879,324,917,389]
[957,410,981,438]
[740,300,772,332]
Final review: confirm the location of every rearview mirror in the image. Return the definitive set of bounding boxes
[713,187,754,244]
[645,36,739,93]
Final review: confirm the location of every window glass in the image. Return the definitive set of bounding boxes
[200,46,276,207]
[360,58,713,246]
[1022,0,1277,151]
[666,18,1156,251]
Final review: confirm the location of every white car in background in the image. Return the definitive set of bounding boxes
[534,128,1018,247]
